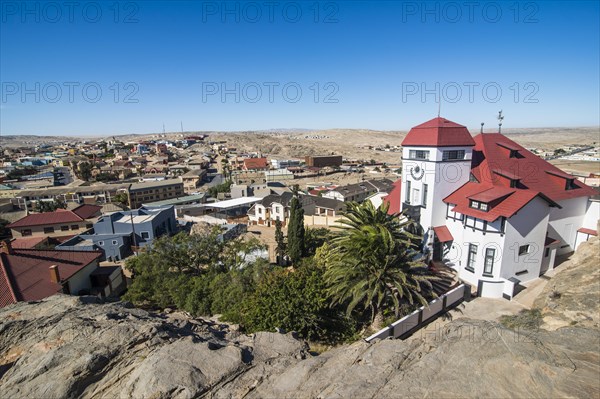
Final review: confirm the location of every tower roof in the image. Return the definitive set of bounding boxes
[401,117,475,147]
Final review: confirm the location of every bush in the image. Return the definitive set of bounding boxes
[499,309,543,330]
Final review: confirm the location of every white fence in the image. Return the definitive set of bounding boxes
[365,284,469,342]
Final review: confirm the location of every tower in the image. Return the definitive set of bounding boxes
[400,117,475,240]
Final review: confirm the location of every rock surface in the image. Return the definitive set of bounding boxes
[534,234,600,330]
[1,235,599,398]
[0,295,598,398]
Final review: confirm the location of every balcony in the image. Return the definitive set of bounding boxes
[402,202,421,221]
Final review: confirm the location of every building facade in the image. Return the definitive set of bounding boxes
[398,117,598,299]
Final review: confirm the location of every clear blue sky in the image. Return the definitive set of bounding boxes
[1,0,599,135]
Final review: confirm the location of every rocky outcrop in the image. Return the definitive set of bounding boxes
[1,294,599,398]
[534,234,600,330]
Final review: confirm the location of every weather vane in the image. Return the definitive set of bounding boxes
[497,110,504,133]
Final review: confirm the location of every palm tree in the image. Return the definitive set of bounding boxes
[324,201,438,327]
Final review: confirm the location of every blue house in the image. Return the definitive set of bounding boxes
[57,206,177,261]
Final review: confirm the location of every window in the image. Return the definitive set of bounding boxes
[112,240,118,245]
[141,231,150,239]
[509,150,519,158]
[98,241,104,246]
[442,150,465,161]
[43,227,55,234]
[469,200,488,211]
[484,248,495,275]
[405,181,411,203]
[60,225,69,231]
[544,248,550,258]
[518,245,530,255]
[422,184,428,207]
[466,244,477,271]
[21,229,32,237]
[408,150,429,160]
[86,224,93,229]
[510,179,518,188]
[71,225,79,230]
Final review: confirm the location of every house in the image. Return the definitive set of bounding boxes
[303,196,346,227]
[7,204,102,238]
[322,179,394,202]
[128,179,185,208]
[56,206,177,260]
[242,157,269,171]
[231,183,271,199]
[396,117,599,299]
[247,193,337,227]
[181,169,207,193]
[0,241,124,308]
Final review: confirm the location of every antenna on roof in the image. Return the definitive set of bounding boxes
[437,100,441,118]
[480,122,485,133]
[497,110,504,133]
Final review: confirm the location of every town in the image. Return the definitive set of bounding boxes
[1,118,598,318]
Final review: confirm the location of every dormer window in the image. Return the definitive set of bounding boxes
[565,178,578,191]
[470,200,489,211]
[408,150,429,160]
[509,150,519,158]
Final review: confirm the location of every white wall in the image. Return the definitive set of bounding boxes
[401,146,472,231]
[548,196,589,255]
[500,197,550,283]
[67,261,98,295]
[582,199,600,230]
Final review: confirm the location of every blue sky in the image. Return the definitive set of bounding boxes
[1,0,599,135]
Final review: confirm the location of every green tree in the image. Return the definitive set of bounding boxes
[324,201,438,327]
[0,218,11,240]
[113,192,130,209]
[241,264,337,341]
[274,219,286,264]
[287,186,305,264]
[78,161,93,181]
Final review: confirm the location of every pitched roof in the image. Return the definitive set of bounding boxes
[8,209,84,228]
[470,133,596,203]
[382,178,402,215]
[0,249,102,307]
[433,225,453,242]
[72,204,102,219]
[401,117,476,147]
[243,157,269,170]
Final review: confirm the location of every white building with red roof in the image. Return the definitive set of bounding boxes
[398,117,599,299]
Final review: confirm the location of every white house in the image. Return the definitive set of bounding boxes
[397,117,598,299]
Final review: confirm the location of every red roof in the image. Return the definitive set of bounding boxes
[401,117,475,147]
[382,178,402,215]
[0,249,102,308]
[243,157,269,170]
[433,225,453,242]
[10,236,47,249]
[577,227,597,236]
[7,205,101,229]
[470,133,596,203]
[72,204,102,219]
[444,182,546,222]
[443,132,596,222]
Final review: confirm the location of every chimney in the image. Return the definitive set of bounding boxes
[49,265,60,284]
[1,240,14,255]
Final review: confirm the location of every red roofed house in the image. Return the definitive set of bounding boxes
[0,240,124,309]
[7,204,102,239]
[396,117,599,299]
[242,157,269,171]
